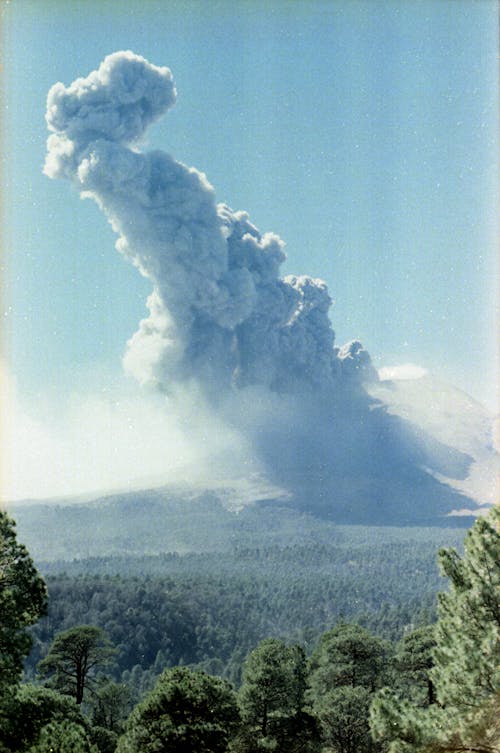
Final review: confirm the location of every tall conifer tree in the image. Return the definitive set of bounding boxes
[370,508,500,752]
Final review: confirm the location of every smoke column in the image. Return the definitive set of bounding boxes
[44,51,376,400]
[44,51,474,525]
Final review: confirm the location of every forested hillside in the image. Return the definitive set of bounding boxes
[11,489,469,562]
[2,507,498,753]
[24,523,465,695]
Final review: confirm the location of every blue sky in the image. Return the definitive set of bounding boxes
[1,0,498,499]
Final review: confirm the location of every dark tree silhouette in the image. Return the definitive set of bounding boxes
[38,625,116,705]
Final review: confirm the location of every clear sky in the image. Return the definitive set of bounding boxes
[1,0,498,499]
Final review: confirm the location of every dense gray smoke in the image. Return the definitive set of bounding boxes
[44,51,474,524]
[45,51,376,399]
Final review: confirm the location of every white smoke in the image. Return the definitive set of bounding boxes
[1,363,256,502]
[45,51,376,399]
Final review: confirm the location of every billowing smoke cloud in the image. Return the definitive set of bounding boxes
[1,362,258,502]
[43,52,482,525]
[45,51,376,399]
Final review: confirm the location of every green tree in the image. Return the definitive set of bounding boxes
[370,508,500,753]
[236,638,319,753]
[0,511,47,692]
[116,666,239,753]
[27,720,94,753]
[38,626,116,705]
[88,726,117,753]
[391,625,436,706]
[88,679,132,753]
[308,622,389,695]
[0,511,47,750]
[313,686,373,753]
[91,680,131,733]
[307,623,388,753]
[1,684,86,753]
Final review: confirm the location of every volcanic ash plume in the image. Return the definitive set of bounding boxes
[44,51,376,399]
[44,51,480,524]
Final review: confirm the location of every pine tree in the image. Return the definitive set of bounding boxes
[116,666,239,753]
[27,720,94,753]
[0,511,47,750]
[307,623,388,753]
[370,508,500,753]
[235,638,319,753]
[0,511,47,692]
[391,625,436,707]
[38,626,116,705]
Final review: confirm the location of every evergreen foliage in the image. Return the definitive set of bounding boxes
[90,680,131,734]
[0,684,86,753]
[312,685,373,753]
[0,511,48,751]
[0,511,47,692]
[307,623,388,753]
[11,496,469,566]
[370,508,500,753]
[5,504,495,753]
[116,667,239,753]
[308,623,389,694]
[38,626,116,705]
[27,720,94,753]
[235,638,319,753]
[26,525,458,694]
[391,625,436,706]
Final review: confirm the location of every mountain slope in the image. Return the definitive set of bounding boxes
[367,374,499,512]
[6,376,497,536]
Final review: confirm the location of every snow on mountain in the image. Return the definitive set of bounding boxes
[367,373,499,513]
